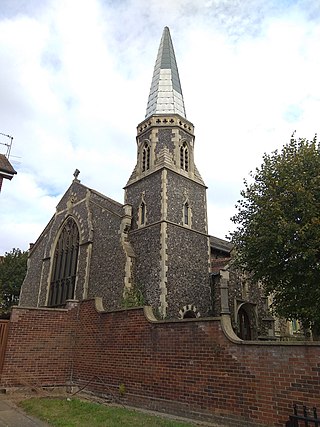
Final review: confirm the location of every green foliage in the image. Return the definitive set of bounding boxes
[122,284,145,308]
[230,133,320,333]
[0,248,28,317]
[119,383,126,396]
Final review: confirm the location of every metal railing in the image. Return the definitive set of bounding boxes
[286,404,319,427]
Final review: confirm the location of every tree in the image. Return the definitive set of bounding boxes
[230,134,320,335]
[0,248,28,318]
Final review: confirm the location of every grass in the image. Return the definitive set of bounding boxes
[20,397,197,427]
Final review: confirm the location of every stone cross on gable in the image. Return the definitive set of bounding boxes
[73,169,80,182]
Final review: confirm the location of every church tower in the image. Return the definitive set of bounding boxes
[125,27,211,319]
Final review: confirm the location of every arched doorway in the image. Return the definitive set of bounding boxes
[179,304,200,319]
[238,306,252,340]
[183,310,197,319]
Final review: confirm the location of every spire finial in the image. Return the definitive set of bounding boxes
[145,27,186,119]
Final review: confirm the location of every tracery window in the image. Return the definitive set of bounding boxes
[180,142,189,172]
[142,142,150,172]
[48,217,79,307]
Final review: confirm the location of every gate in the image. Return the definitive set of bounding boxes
[286,404,320,427]
[0,320,9,375]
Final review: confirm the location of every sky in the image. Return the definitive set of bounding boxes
[0,0,320,254]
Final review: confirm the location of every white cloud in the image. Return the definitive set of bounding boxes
[0,0,320,252]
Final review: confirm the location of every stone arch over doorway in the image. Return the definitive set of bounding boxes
[236,302,257,340]
[179,304,200,319]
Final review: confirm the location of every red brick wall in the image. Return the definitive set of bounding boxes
[1,305,77,387]
[1,299,320,427]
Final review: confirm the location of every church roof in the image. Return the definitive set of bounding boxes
[210,235,234,254]
[145,27,186,119]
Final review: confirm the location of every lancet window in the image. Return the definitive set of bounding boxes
[184,201,189,225]
[180,142,189,172]
[140,201,146,225]
[142,142,151,172]
[48,217,79,307]
[138,193,147,227]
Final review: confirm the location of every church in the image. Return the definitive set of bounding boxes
[2,27,316,427]
[20,27,276,337]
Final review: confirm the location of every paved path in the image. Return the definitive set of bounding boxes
[0,399,49,427]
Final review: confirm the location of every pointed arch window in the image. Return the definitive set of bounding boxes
[140,201,146,225]
[142,142,151,172]
[48,217,79,307]
[138,194,147,227]
[180,142,189,172]
[184,201,189,225]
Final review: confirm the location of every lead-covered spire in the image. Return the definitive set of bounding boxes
[145,27,186,119]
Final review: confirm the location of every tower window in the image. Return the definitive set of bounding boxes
[142,142,150,172]
[184,202,189,225]
[48,217,79,307]
[180,142,189,171]
[185,148,188,171]
[180,146,184,169]
[140,201,146,225]
[138,195,147,227]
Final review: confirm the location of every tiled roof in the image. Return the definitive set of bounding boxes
[210,235,233,253]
